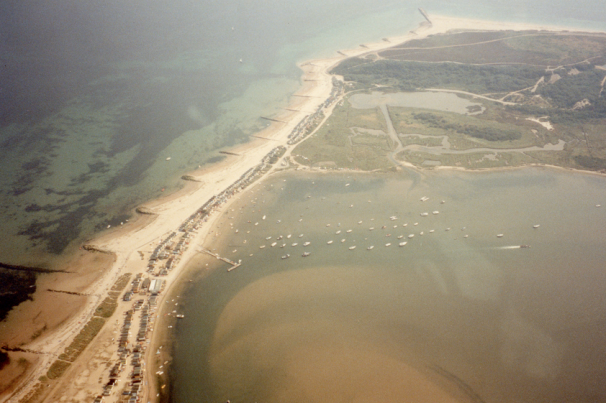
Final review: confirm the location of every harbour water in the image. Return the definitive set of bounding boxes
[172,168,606,402]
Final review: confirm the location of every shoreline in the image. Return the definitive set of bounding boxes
[2,12,605,403]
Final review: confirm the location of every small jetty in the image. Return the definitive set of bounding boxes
[199,248,241,272]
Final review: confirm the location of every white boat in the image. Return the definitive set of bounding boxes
[277,235,283,240]
[390,216,397,221]
[349,246,356,250]
[408,234,415,238]
[399,242,407,247]
[402,223,408,227]
[385,243,391,247]
[420,232,424,236]
[326,223,331,227]
[429,229,435,233]
[414,222,419,226]
[358,221,363,224]
[385,234,391,237]
[420,212,429,217]
[336,230,341,234]
[464,235,468,238]
[420,196,429,202]
[341,239,346,243]
[345,183,350,187]
[367,246,374,250]
[262,215,266,220]
[497,234,504,238]
[369,227,374,231]
[266,236,272,240]
[433,211,439,215]
[281,244,286,248]
[303,242,311,246]
[287,234,292,238]
[292,243,298,246]
[302,252,310,257]
[271,242,277,247]
[397,235,404,239]
[299,234,304,238]
[346,229,352,233]
[327,240,334,244]
[282,254,290,259]
[259,245,266,249]
[533,224,540,228]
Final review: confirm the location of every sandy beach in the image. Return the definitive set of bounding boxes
[1,13,599,403]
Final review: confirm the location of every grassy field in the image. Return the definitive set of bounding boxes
[293,99,394,171]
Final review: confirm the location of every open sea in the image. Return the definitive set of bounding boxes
[2,0,606,401]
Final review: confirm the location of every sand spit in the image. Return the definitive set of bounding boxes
[1,13,597,403]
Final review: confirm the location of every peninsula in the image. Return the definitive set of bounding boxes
[1,12,605,403]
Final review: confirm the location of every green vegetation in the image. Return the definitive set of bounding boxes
[44,273,132,382]
[333,60,544,93]
[57,317,105,362]
[47,360,71,380]
[94,273,131,318]
[293,100,394,171]
[411,112,521,141]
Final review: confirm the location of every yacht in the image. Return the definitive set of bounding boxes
[327,240,334,244]
[497,234,504,238]
[349,246,356,250]
[408,234,415,238]
[271,242,277,247]
[533,224,540,228]
[385,243,391,247]
[399,241,407,247]
[433,211,439,215]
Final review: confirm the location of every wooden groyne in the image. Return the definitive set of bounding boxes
[419,8,432,24]
[219,150,240,156]
[198,248,241,272]
[260,116,287,124]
